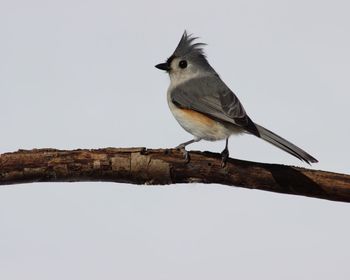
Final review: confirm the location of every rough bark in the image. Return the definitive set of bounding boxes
[0,148,349,203]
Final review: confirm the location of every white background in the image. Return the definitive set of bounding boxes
[0,0,349,279]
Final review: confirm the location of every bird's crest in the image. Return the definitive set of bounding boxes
[173,31,207,59]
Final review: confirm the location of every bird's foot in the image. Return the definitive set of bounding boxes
[175,143,185,149]
[175,145,190,163]
[220,148,229,167]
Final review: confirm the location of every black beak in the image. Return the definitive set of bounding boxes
[155,62,170,71]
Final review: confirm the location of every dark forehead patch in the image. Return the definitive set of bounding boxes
[166,55,176,66]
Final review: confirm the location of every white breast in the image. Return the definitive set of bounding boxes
[167,89,240,141]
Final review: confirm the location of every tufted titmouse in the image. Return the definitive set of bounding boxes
[155,31,318,165]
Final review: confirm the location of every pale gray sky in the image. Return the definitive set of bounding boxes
[0,0,349,279]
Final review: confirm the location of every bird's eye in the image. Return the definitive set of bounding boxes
[179,60,188,69]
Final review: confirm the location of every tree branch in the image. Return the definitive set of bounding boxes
[0,148,349,202]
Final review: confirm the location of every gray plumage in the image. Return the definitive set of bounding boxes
[171,75,260,137]
[167,31,213,72]
[156,31,318,164]
[173,31,206,59]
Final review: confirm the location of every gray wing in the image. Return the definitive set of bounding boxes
[171,75,260,136]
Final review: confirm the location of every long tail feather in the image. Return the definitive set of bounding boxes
[255,124,318,164]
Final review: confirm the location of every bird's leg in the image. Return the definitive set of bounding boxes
[221,138,229,167]
[175,138,200,163]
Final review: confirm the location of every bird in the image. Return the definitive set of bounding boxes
[155,31,318,166]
